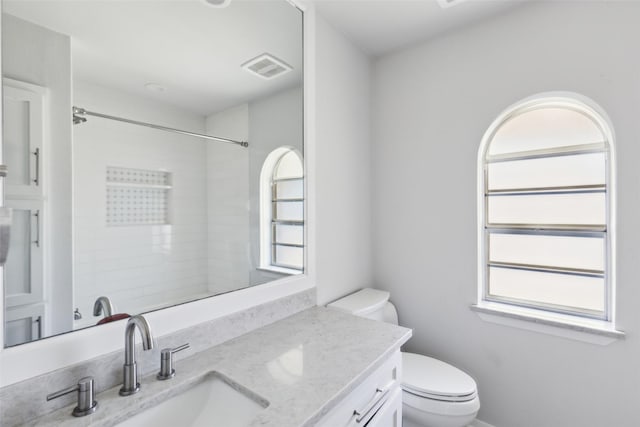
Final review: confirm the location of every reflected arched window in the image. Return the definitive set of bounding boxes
[260,147,304,272]
[478,94,615,322]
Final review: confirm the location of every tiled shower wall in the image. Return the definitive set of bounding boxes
[72,81,210,328]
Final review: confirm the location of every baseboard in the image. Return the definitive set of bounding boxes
[471,419,496,427]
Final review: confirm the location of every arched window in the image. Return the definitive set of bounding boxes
[260,147,304,272]
[478,94,615,322]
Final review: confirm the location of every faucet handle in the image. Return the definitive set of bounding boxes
[46,376,98,417]
[157,343,190,380]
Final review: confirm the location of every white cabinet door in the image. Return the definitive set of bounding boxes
[4,200,44,307]
[2,78,45,198]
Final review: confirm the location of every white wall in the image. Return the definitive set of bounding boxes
[372,2,640,426]
[205,86,304,291]
[248,86,303,284]
[2,14,73,335]
[73,80,210,327]
[205,104,250,293]
[314,14,373,305]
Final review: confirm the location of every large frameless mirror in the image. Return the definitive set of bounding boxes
[1,0,304,347]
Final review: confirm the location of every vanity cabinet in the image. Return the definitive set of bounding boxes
[316,350,402,427]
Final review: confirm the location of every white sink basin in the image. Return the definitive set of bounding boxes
[117,373,268,427]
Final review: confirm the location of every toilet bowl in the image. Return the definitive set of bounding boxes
[401,352,480,427]
[327,288,480,427]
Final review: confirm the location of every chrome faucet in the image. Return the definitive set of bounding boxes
[119,315,154,396]
[93,296,114,318]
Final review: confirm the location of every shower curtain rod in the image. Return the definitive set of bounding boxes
[72,106,249,148]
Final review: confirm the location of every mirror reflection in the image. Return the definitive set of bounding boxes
[2,0,304,347]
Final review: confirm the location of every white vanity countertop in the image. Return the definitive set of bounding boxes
[26,306,412,427]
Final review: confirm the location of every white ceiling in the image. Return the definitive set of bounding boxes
[314,0,525,57]
[3,0,303,116]
[3,0,524,116]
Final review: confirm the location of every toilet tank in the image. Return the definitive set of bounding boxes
[327,288,399,325]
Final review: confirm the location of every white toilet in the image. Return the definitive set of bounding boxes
[327,288,480,427]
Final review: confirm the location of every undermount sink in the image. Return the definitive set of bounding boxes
[116,372,268,427]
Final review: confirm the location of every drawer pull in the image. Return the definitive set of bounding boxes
[354,386,390,423]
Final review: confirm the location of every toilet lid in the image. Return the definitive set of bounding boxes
[402,352,477,402]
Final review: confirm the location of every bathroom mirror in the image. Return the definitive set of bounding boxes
[1,0,304,347]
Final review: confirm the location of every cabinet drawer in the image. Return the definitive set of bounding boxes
[365,387,402,427]
[316,350,401,427]
[5,303,44,346]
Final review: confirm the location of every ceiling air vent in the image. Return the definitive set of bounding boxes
[242,53,292,80]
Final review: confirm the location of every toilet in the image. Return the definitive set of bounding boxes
[327,288,480,427]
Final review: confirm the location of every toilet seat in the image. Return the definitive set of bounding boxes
[401,352,477,403]
[403,386,476,402]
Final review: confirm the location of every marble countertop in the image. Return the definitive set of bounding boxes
[26,307,412,427]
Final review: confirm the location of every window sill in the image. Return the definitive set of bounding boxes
[257,265,301,275]
[470,302,624,345]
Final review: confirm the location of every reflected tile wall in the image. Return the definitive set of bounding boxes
[72,81,210,329]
